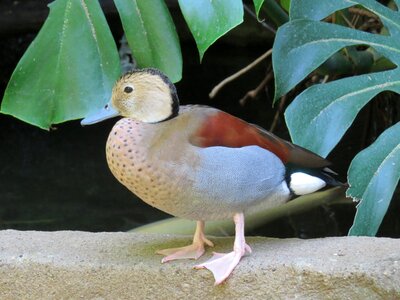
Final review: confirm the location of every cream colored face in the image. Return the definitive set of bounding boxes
[111,72,173,123]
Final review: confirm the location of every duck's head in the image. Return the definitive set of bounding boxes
[81,68,179,125]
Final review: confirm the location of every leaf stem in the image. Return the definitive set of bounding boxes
[269,93,287,132]
[243,4,276,34]
[239,70,273,106]
[209,48,272,98]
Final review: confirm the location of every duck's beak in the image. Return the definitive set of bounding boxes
[81,101,120,125]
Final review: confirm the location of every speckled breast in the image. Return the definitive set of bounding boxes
[105,116,205,220]
[107,118,171,208]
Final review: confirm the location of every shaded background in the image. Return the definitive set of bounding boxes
[0,0,398,237]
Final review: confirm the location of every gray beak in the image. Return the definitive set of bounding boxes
[81,101,120,125]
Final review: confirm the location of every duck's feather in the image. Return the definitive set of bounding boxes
[190,109,330,169]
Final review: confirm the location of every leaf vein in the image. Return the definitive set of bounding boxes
[53,0,72,121]
[309,76,400,128]
[370,141,400,182]
[292,38,400,56]
[132,0,155,64]
[80,0,106,95]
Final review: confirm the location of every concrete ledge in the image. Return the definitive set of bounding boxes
[0,230,399,299]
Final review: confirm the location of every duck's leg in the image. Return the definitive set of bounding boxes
[194,213,251,285]
[156,220,214,263]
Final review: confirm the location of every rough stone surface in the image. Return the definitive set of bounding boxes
[0,230,399,299]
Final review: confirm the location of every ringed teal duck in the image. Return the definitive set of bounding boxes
[82,68,340,285]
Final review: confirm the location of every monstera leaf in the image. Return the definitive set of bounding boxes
[348,123,400,236]
[273,0,400,235]
[1,0,120,129]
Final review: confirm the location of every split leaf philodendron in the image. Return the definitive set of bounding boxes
[348,123,400,236]
[273,0,400,235]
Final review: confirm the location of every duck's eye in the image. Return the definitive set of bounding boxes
[124,86,133,93]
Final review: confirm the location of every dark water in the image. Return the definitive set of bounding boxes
[0,5,398,238]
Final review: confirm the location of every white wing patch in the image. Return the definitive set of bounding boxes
[290,172,326,195]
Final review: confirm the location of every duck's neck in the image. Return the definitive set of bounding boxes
[161,92,179,122]
[130,92,179,123]
[146,86,180,123]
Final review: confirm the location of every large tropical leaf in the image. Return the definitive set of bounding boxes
[272,0,400,235]
[290,0,352,21]
[348,123,400,236]
[178,0,243,60]
[1,0,120,129]
[114,0,182,82]
[274,19,400,103]
[290,0,400,38]
[285,69,400,157]
[274,0,400,155]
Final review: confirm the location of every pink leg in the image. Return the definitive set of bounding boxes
[156,220,214,263]
[194,213,251,285]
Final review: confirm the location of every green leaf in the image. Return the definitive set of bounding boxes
[348,123,400,236]
[280,0,290,12]
[0,0,120,129]
[291,0,400,35]
[253,0,265,17]
[253,0,264,18]
[358,0,400,38]
[276,0,400,102]
[273,19,400,102]
[178,0,243,60]
[274,0,400,237]
[285,69,400,157]
[290,0,351,21]
[114,0,182,83]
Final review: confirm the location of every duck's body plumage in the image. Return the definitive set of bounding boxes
[82,68,341,285]
[106,105,291,220]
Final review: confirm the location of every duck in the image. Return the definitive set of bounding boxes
[81,68,341,285]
